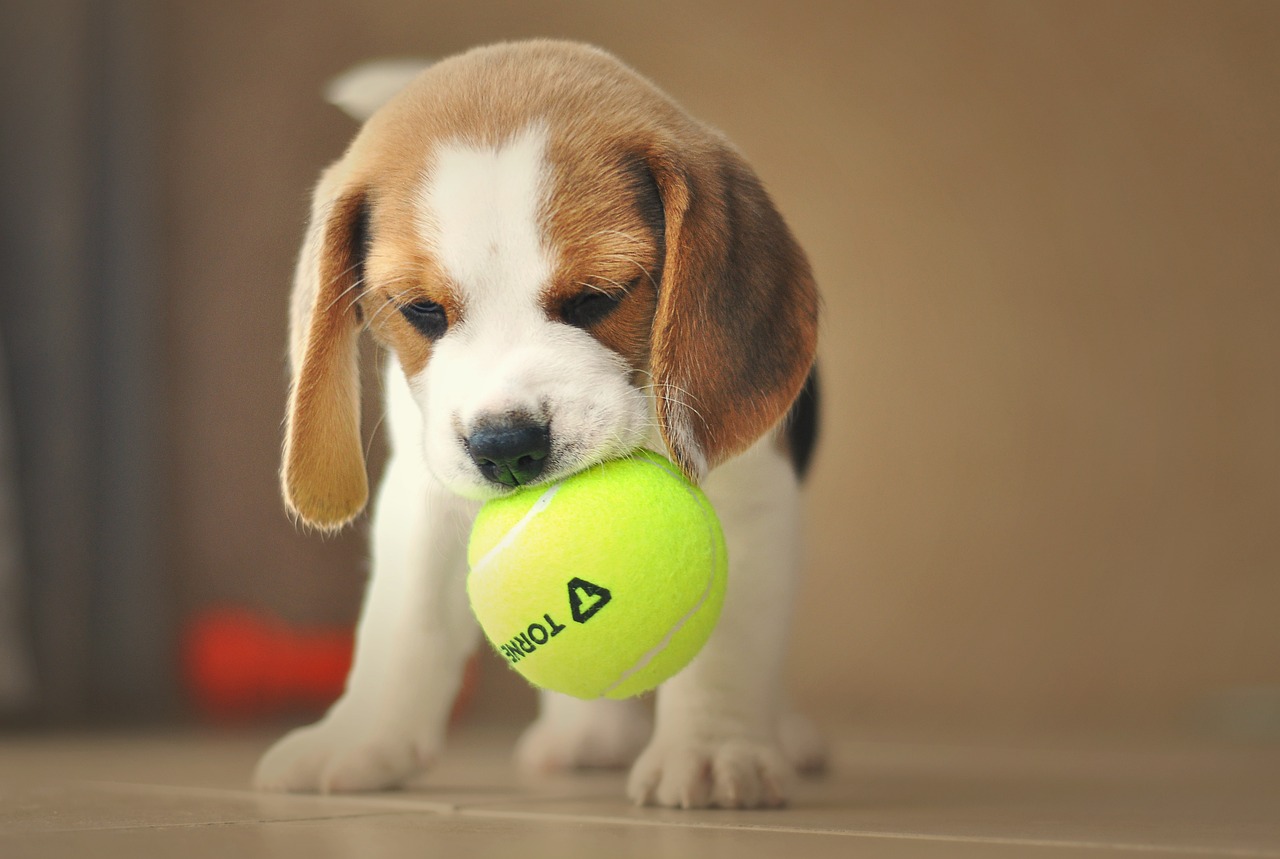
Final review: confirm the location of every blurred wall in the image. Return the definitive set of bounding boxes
[2,0,170,721]
[158,0,1280,732]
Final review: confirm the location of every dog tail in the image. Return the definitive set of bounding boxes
[325,58,433,122]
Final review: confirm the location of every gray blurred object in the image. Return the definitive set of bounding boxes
[0,0,173,721]
[1197,686,1280,743]
[0,340,34,713]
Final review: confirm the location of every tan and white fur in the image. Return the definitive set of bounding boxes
[254,41,824,809]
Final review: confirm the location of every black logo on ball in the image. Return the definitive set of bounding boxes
[568,577,611,623]
[495,577,613,665]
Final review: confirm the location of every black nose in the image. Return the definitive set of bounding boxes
[466,419,551,487]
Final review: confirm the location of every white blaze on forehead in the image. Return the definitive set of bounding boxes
[416,125,554,305]
[405,130,653,497]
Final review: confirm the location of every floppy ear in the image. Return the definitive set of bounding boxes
[647,141,819,480]
[281,179,371,530]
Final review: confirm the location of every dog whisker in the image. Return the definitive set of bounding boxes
[591,253,659,290]
[364,285,425,327]
[579,228,647,246]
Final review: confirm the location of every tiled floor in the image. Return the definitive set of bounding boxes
[2,722,1278,857]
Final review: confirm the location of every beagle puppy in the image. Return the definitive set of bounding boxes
[254,40,823,809]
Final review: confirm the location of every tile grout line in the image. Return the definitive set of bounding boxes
[451,806,1280,859]
[6,812,437,837]
[79,781,1280,859]
[82,781,462,815]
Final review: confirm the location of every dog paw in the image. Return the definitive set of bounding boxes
[253,718,438,793]
[515,699,651,773]
[779,711,829,775]
[627,736,791,809]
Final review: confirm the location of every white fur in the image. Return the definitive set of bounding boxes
[256,363,480,791]
[256,73,822,809]
[416,126,552,302]
[411,128,652,498]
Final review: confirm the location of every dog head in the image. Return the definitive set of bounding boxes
[283,41,819,530]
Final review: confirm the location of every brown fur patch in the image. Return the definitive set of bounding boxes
[648,143,820,476]
[359,210,462,379]
[281,189,371,529]
[540,149,665,371]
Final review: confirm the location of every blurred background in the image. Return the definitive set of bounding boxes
[0,0,1276,740]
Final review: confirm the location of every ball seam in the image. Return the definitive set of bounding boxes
[598,454,723,698]
[471,482,563,576]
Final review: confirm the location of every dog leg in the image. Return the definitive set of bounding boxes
[515,691,651,773]
[779,709,830,775]
[255,370,479,793]
[627,441,801,808]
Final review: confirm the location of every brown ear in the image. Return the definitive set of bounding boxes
[281,186,371,530]
[647,142,819,480]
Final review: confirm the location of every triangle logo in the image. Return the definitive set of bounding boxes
[568,577,612,624]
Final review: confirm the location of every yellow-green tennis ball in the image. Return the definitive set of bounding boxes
[466,449,727,700]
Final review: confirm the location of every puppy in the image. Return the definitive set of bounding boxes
[254,41,822,809]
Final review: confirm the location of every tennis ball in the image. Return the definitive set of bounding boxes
[466,449,727,700]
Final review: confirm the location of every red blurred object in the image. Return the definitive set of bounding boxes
[182,608,353,721]
[182,607,480,723]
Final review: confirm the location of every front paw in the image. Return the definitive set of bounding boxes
[253,717,439,794]
[515,700,651,773]
[627,736,791,809]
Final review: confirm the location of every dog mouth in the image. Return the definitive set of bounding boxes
[443,395,653,500]
[461,438,643,500]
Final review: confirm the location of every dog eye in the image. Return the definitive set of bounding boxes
[561,289,623,329]
[399,299,448,339]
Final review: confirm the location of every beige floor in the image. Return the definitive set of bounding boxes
[1,722,1278,858]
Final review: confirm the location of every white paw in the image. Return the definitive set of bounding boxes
[779,711,829,775]
[627,736,791,809]
[253,717,438,793]
[515,699,651,773]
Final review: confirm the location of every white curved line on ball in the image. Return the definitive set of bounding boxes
[471,482,562,576]
[599,454,722,698]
